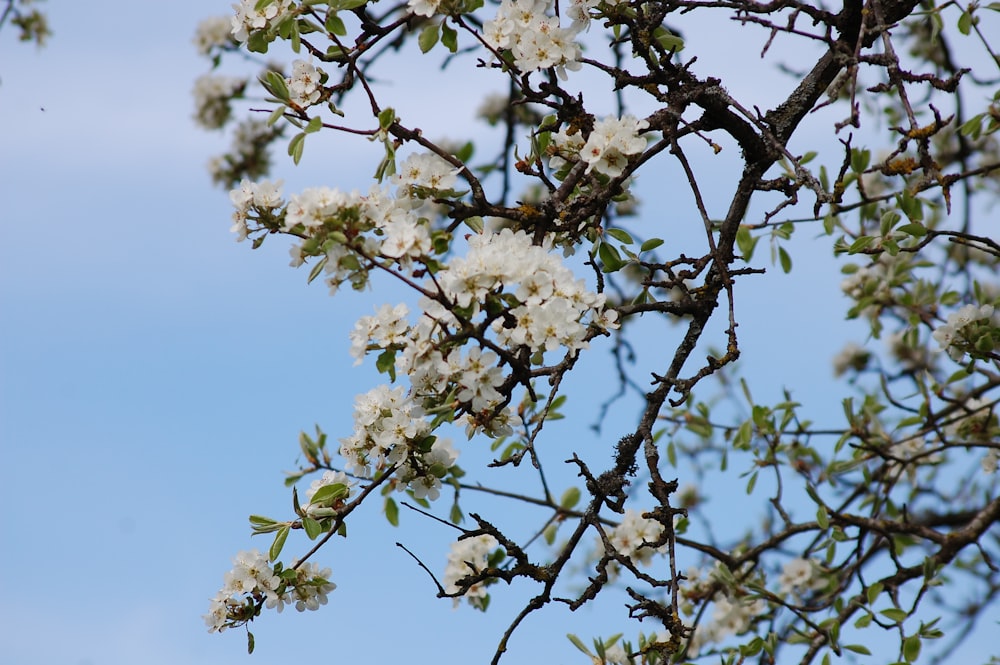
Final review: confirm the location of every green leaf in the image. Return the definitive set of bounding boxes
[736,226,757,260]
[385,497,399,526]
[817,505,829,529]
[898,222,926,237]
[848,235,875,254]
[324,11,347,36]
[567,634,594,657]
[844,644,871,655]
[304,116,323,134]
[333,0,369,8]
[310,482,349,505]
[958,9,974,35]
[247,630,255,654]
[903,635,921,662]
[746,470,758,494]
[640,237,664,252]
[606,227,634,244]
[376,348,397,380]
[560,486,581,510]
[441,22,458,52]
[598,241,625,272]
[288,132,306,164]
[261,71,290,102]
[866,582,883,604]
[449,501,463,524]
[302,515,324,539]
[880,608,908,622]
[270,525,290,561]
[778,246,792,273]
[854,613,873,629]
[418,22,440,53]
[378,107,396,129]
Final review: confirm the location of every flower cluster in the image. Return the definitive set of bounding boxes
[339,385,432,477]
[193,15,235,55]
[204,550,335,632]
[680,564,767,657]
[600,509,665,566]
[230,0,293,43]
[394,152,461,192]
[777,557,824,597]
[208,118,282,189]
[580,115,649,177]
[192,74,245,130]
[548,115,649,178]
[286,59,324,109]
[932,303,996,361]
[482,0,582,78]
[443,534,500,609]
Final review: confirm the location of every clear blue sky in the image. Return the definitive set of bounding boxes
[1,3,992,665]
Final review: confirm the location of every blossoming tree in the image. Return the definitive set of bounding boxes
[194,0,1000,662]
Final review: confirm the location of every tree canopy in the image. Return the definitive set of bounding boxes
[194,0,1000,663]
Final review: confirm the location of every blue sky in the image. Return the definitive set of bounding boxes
[1,3,994,665]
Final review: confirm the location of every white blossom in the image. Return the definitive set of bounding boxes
[580,115,649,177]
[231,0,293,43]
[394,152,462,191]
[193,16,235,55]
[286,59,324,109]
[443,535,499,608]
[778,557,823,596]
[932,303,995,361]
[192,74,245,129]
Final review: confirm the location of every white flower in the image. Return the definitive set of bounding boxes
[408,0,444,17]
[982,449,999,473]
[287,59,324,108]
[580,115,649,177]
[192,74,245,129]
[443,535,499,608]
[932,303,995,362]
[231,0,293,43]
[394,152,461,191]
[603,509,665,565]
[193,16,235,55]
[778,557,823,596]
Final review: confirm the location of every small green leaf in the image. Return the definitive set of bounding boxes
[560,486,581,510]
[304,116,323,134]
[302,516,323,539]
[449,501,464,524]
[270,525,290,561]
[958,9,974,35]
[567,634,594,657]
[288,132,306,164]
[262,71,290,102]
[844,644,871,655]
[385,497,399,526]
[640,237,664,252]
[441,22,458,52]
[736,226,757,260]
[378,107,396,129]
[606,227,634,244]
[419,23,440,53]
[880,608,909,623]
[817,505,829,529]
[778,246,792,273]
[247,630,255,654]
[598,241,625,272]
[325,12,347,35]
[310,482,349,505]
[903,635,921,662]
